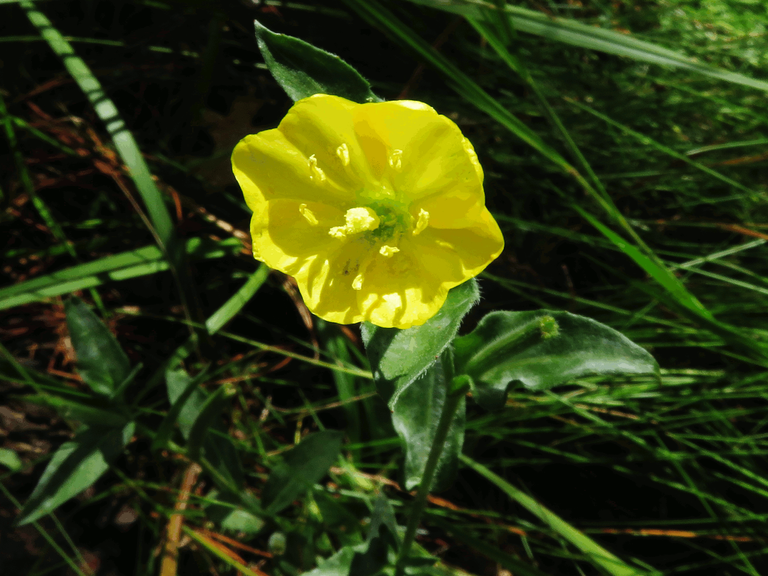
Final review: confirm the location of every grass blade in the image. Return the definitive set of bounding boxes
[407,0,768,92]
[18,0,176,253]
[460,454,655,576]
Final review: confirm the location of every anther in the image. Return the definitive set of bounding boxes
[299,203,318,226]
[379,245,400,257]
[336,143,350,166]
[308,154,326,182]
[388,149,403,171]
[412,208,429,235]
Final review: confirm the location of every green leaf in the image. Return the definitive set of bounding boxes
[23,394,129,428]
[187,384,236,461]
[454,310,659,410]
[165,369,244,490]
[303,541,384,576]
[304,494,398,576]
[0,448,22,472]
[254,19,380,104]
[16,422,134,526]
[152,367,209,451]
[206,490,265,535]
[393,353,465,492]
[361,279,479,410]
[64,297,131,398]
[262,430,344,515]
[367,492,399,550]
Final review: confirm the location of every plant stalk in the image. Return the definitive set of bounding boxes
[394,381,466,575]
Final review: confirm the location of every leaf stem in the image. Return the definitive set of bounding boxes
[394,379,467,575]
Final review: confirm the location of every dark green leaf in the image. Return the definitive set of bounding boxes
[16,422,134,526]
[303,495,397,576]
[206,490,265,534]
[393,354,465,491]
[187,384,235,461]
[23,394,128,428]
[109,363,142,402]
[166,369,244,490]
[262,430,344,515]
[367,493,399,549]
[254,20,380,104]
[454,311,659,410]
[152,367,209,451]
[361,279,479,410]
[302,541,383,576]
[64,297,130,397]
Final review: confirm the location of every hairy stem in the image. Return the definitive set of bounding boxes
[395,379,466,575]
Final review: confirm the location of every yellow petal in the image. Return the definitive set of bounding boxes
[353,101,482,203]
[277,94,378,192]
[293,239,371,326]
[233,95,505,329]
[410,208,505,283]
[232,129,353,213]
[356,248,448,329]
[250,199,344,276]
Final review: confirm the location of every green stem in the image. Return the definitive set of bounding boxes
[394,381,466,575]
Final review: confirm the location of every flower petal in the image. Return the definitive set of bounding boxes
[410,208,505,283]
[277,94,379,193]
[250,199,344,275]
[293,239,371,326]
[353,101,483,203]
[232,129,353,212]
[356,248,448,329]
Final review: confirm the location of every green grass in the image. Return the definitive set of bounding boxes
[2,0,768,575]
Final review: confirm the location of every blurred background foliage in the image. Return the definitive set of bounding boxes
[2,0,768,575]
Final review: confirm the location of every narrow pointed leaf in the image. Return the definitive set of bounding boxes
[254,19,380,103]
[262,430,344,515]
[187,384,235,461]
[152,367,210,451]
[166,369,244,490]
[23,394,128,428]
[16,422,134,526]
[65,297,130,397]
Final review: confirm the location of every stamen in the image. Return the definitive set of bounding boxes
[379,245,399,257]
[412,208,429,235]
[336,143,350,166]
[299,203,318,226]
[388,149,403,171]
[308,154,326,182]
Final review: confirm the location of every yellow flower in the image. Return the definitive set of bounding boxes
[232,94,504,329]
